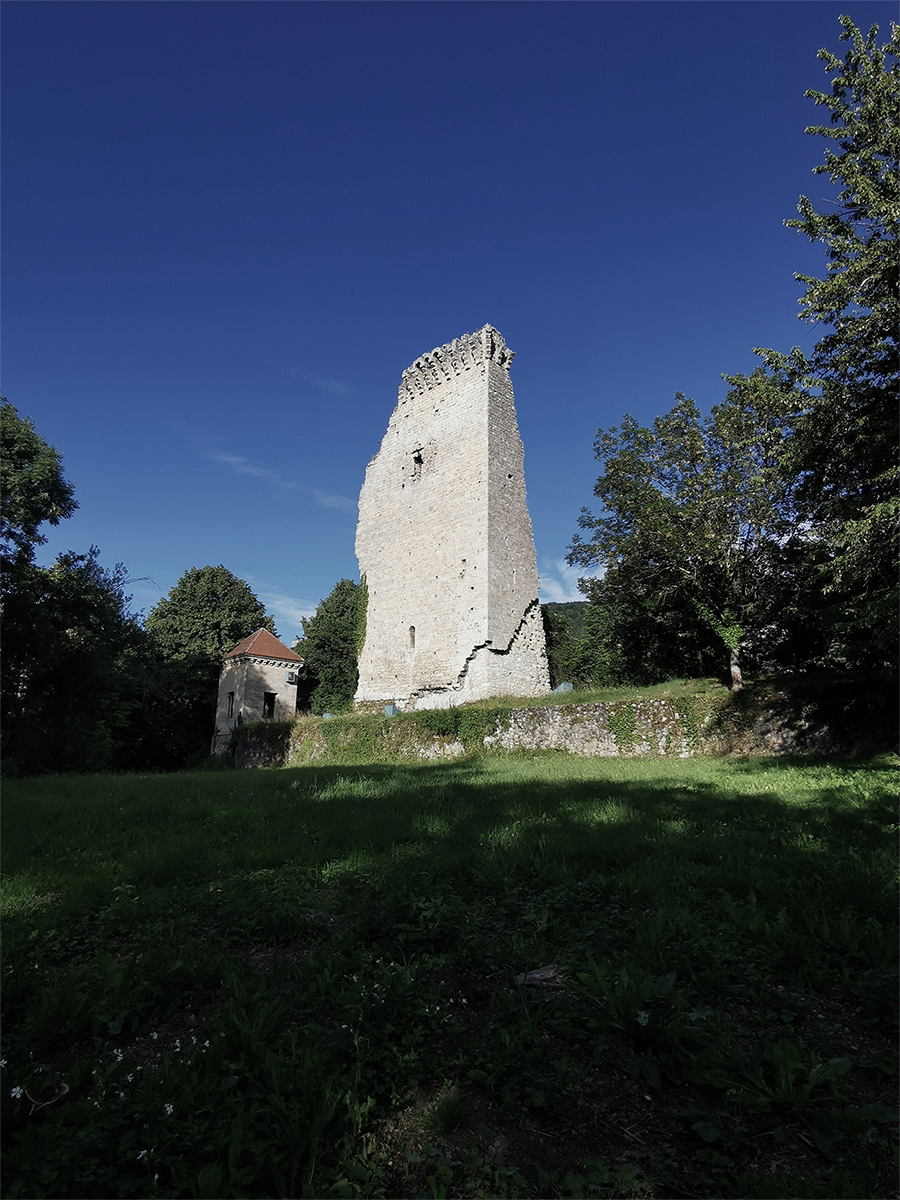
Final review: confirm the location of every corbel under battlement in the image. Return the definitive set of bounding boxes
[399,324,514,400]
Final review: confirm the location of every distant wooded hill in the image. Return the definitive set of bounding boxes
[542,601,587,638]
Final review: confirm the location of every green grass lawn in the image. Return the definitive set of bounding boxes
[2,754,897,1198]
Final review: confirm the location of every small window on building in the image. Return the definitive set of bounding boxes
[227,692,235,718]
[409,625,416,650]
[263,692,276,719]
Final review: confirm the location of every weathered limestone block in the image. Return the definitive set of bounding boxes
[355,325,549,709]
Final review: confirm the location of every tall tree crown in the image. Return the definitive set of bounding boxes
[145,565,275,662]
[783,16,899,378]
[1,400,77,564]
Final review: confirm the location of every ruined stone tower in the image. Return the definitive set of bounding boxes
[355,324,549,710]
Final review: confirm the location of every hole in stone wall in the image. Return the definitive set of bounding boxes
[409,625,416,650]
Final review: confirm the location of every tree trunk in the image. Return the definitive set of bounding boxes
[730,646,743,691]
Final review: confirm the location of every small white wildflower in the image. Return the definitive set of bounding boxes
[191,1036,197,1045]
[114,1049,124,1062]
[150,1032,158,1040]
[0,1059,7,1068]
[10,1086,23,1099]
[203,1040,210,1048]
[126,1074,133,1083]
[174,1040,181,1051]
[118,1091,125,1099]
[137,1150,148,1161]
[164,1103,173,1116]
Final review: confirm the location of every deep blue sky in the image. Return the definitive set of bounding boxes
[4,1,893,640]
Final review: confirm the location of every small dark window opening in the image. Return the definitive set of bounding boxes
[409,625,416,650]
[227,692,235,718]
[263,692,276,719]
[411,449,424,481]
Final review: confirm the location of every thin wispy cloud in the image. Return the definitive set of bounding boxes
[311,488,357,515]
[289,367,357,398]
[206,450,356,515]
[247,579,320,641]
[538,557,603,604]
[309,373,357,399]
[207,451,286,485]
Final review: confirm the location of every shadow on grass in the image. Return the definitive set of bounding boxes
[2,755,896,928]
[1,755,896,1200]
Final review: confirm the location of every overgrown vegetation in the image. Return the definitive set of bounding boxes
[2,754,896,1198]
[566,17,898,689]
[1,400,147,777]
[283,673,897,767]
[142,566,278,770]
[0,401,280,775]
[296,578,367,715]
[288,702,515,765]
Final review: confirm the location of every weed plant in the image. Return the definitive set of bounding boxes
[2,754,897,1198]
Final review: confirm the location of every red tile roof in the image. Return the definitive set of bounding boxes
[224,628,302,662]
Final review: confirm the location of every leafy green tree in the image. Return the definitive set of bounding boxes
[2,548,144,775]
[542,601,633,688]
[568,370,809,688]
[144,566,276,766]
[297,578,366,714]
[541,605,582,688]
[575,569,719,688]
[0,403,144,774]
[146,565,275,662]
[1,399,77,566]
[760,16,899,664]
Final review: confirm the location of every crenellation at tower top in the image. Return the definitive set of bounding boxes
[399,325,515,398]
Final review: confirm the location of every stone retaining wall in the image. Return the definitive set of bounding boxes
[287,697,716,765]
[483,698,703,757]
[230,678,897,767]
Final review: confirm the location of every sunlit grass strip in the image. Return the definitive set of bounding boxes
[2,756,896,914]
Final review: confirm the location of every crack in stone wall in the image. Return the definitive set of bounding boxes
[406,597,545,709]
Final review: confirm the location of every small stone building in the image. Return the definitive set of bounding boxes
[211,628,303,754]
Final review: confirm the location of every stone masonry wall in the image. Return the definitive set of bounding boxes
[483,700,701,757]
[288,698,709,764]
[354,325,549,710]
[244,682,894,766]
